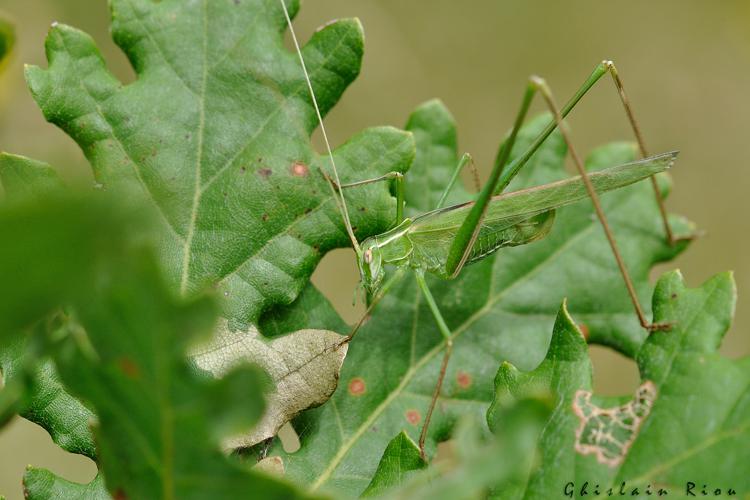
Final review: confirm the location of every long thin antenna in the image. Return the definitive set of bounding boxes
[279,0,362,256]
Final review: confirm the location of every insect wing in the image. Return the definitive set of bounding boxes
[410,151,676,234]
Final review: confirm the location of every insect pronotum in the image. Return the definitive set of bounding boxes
[279,0,686,460]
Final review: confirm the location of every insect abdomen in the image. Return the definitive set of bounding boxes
[466,210,556,265]
[408,210,556,279]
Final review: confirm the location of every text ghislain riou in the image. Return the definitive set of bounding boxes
[564,481,737,497]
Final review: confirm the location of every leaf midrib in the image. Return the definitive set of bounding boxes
[180,0,209,295]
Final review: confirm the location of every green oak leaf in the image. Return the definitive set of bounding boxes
[0,195,313,499]
[487,270,746,497]
[25,0,413,329]
[23,470,109,500]
[0,16,13,70]
[265,103,692,496]
[0,153,97,459]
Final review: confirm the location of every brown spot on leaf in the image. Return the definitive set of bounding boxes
[348,377,366,396]
[358,206,366,212]
[118,358,139,378]
[671,293,678,299]
[456,371,472,389]
[291,161,309,177]
[578,323,590,340]
[113,489,128,500]
[258,167,272,178]
[262,213,269,222]
[405,409,421,425]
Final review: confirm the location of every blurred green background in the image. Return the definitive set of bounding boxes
[1,0,748,497]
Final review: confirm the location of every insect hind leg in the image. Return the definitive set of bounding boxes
[492,61,692,247]
[530,76,670,332]
[601,60,690,246]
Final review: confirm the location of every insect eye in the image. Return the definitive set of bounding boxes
[364,249,373,263]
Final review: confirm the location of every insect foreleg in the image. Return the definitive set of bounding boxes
[414,270,453,461]
[327,171,406,224]
[530,76,671,332]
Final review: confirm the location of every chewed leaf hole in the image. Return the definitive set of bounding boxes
[572,381,657,467]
